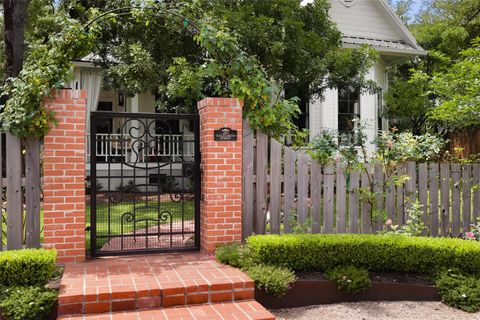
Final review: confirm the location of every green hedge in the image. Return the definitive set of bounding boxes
[0,249,57,286]
[246,234,480,275]
[0,286,58,320]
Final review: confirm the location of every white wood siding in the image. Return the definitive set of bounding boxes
[360,66,376,154]
[309,97,322,137]
[329,0,405,41]
[309,60,387,153]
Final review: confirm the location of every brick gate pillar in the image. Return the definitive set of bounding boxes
[197,98,243,253]
[43,89,87,263]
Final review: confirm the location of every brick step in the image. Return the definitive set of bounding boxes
[58,300,276,320]
[58,253,254,316]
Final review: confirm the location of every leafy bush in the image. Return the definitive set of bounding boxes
[380,201,426,236]
[215,243,254,269]
[0,249,56,286]
[308,126,446,166]
[326,265,371,294]
[0,286,58,320]
[374,131,445,163]
[307,129,339,165]
[246,234,480,275]
[436,269,480,313]
[115,180,140,193]
[215,243,243,268]
[246,265,296,297]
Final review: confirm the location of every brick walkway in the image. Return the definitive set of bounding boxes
[59,301,274,320]
[57,252,275,320]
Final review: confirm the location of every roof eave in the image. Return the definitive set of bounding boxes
[342,42,428,56]
[72,60,100,68]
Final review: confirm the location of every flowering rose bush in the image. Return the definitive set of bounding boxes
[465,218,480,241]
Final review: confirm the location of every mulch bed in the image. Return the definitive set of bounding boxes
[256,271,440,309]
[296,271,433,285]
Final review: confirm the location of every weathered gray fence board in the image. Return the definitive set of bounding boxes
[336,162,347,233]
[6,134,23,250]
[418,163,428,235]
[283,148,296,233]
[361,169,372,234]
[241,123,480,239]
[255,132,268,234]
[349,170,360,233]
[440,163,450,236]
[405,161,417,215]
[269,139,282,234]
[474,164,480,221]
[242,121,254,238]
[25,138,41,248]
[310,160,322,233]
[462,164,472,234]
[396,164,405,226]
[385,174,395,227]
[373,164,384,232]
[451,163,462,237]
[297,152,309,224]
[323,163,335,233]
[429,163,439,237]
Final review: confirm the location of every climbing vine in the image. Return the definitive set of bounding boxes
[167,21,301,138]
[0,15,94,137]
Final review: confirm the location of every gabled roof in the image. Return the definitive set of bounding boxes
[377,0,426,54]
[328,0,427,61]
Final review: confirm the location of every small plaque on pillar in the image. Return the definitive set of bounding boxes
[214,127,238,141]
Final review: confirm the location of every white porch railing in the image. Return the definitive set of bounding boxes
[86,133,195,163]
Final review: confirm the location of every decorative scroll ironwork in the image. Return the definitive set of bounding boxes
[89,112,200,256]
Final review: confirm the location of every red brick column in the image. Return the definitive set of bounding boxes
[197,98,243,253]
[43,89,87,263]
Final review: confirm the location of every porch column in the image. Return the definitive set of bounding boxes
[43,89,87,263]
[129,93,140,163]
[197,98,243,254]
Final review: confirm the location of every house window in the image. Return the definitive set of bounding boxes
[338,85,360,144]
[95,101,113,134]
[377,89,384,132]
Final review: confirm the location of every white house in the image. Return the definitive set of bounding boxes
[308,0,427,151]
[70,0,426,168]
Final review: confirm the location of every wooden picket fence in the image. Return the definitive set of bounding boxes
[242,125,480,238]
[0,133,42,250]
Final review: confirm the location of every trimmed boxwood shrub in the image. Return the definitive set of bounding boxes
[246,234,480,275]
[0,286,58,320]
[0,249,57,286]
[435,269,480,313]
[246,265,296,297]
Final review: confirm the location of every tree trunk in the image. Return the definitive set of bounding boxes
[3,0,29,250]
[3,0,29,77]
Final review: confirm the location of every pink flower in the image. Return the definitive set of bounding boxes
[385,219,393,226]
[334,154,342,162]
[387,140,394,148]
[466,232,476,239]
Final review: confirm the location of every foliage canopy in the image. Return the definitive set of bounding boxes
[0,0,377,139]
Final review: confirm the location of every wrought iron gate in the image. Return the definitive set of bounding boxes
[89,112,200,256]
